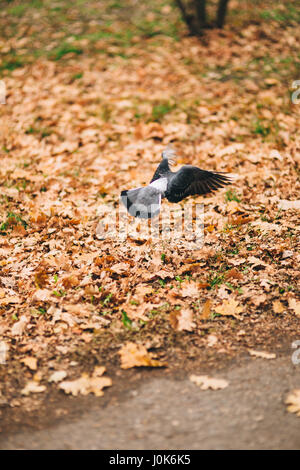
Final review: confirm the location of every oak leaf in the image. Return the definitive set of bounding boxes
[119,342,166,369]
[215,299,243,319]
[190,375,229,390]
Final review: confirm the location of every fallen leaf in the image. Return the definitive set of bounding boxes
[169,308,195,331]
[21,356,37,370]
[48,370,67,383]
[225,268,243,281]
[248,350,276,359]
[119,342,167,369]
[278,200,300,210]
[21,381,46,395]
[11,316,28,336]
[190,375,229,390]
[272,300,285,314]
[110,263,129,275]
[289,299,300,316]
[180,282,199,298]
[0,296,21,305]
[59,367,111,396]
[34,270,48,288]
[32,289,52,302]
[282,250,293,259]
[285,389,300,417]
[62,274,80,289]
[215,299,243,319]
[201,299,212,319]
[248,256,268,268]
[252,294,267,306]
[207,334,218,347]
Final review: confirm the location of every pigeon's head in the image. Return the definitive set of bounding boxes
[162,146,177,166]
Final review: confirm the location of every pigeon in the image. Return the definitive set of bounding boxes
[121,147,233,219]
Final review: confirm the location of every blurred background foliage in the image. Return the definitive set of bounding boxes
[0,0,299,74]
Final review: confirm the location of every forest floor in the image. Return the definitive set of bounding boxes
[0,0,299,443]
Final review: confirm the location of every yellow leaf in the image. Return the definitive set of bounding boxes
[119,342,167,369]
[285,390,300,417]
[21,357,37,371]
[272,300,285,314]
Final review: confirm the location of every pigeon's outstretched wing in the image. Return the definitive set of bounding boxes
[165,166,232,203]
[121,186,162,219]
[150,146,177,183]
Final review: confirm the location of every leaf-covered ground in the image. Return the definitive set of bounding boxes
[0,0,299,429]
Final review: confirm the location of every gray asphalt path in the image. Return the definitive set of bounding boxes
[1,355,300,449]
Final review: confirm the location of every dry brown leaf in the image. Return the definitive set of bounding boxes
[125,302,155,321]
[248,350,276,359]
[62,274,80,289]
[48,370,67,383]
[225,268,243,281]
[59,367,111,397]
[207,334,218,347]
[21,356,38,371]
[215,299,243,319]
[34,270,48,288]
[252,294,267,306]
[21,381,46,396]
[201,299,212,319]
[248,256,268,268]
[119,342,167,369]
[169,308,195,332]
[11,316,28,336]
[110,263,129,275]
[180,281,199,298]
[285,389,300,417]
[272,300,285,314]
[32,289,52,302]
[289,299,300,316]
[278,200,300,210]
[0,295,21,305]
[190,375,229,390]
[226,200,242,214]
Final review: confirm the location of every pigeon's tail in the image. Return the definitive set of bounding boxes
[121,186,161,219]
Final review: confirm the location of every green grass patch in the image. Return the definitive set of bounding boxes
[151,102,175,121]
[51,44,83,61]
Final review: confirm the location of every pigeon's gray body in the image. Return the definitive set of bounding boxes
[121,147,232,218]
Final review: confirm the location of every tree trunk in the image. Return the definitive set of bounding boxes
[216,0,230,28]
[175,0,200,35]
[175,0,230,36]
[195,0,207,28]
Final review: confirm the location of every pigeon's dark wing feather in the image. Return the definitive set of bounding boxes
[165,165,231,203]
[121,186,161,219]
